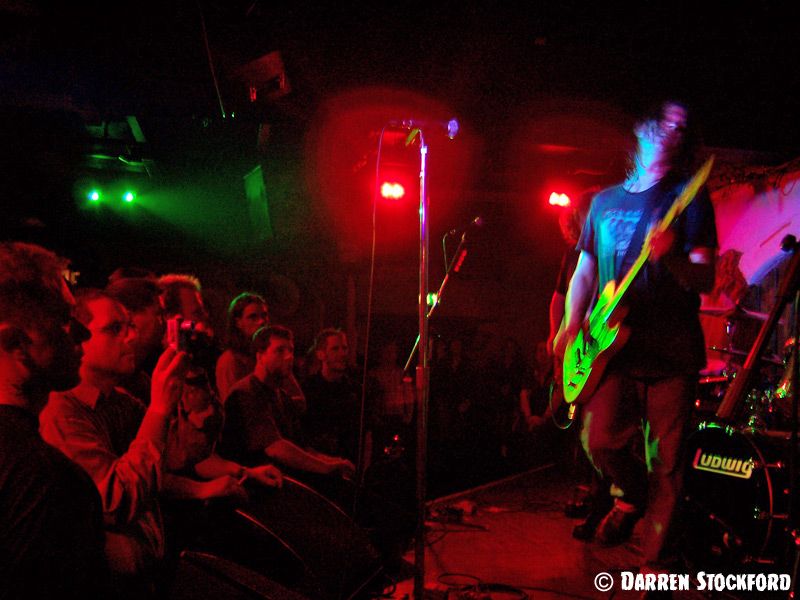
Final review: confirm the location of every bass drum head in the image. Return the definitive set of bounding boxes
[682,424,783,569]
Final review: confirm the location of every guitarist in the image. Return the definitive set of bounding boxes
[553,100,717,578]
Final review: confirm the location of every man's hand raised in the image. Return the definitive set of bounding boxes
[150,346,189,415]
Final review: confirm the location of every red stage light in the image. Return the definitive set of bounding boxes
[380,181,405,200]
[548,192,571,207]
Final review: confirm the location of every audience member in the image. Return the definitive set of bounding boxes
[106,277,165,403]
[219,325,354,479]
[158,273,219,386]
[303,328,375,467]
[369,339,413,429]
[161,365,283,500]
[0,242,108,599]
[215,291,307,408]
[108,266,158,285]
[216,292,269,400]
[159,274,212,334]
[493,337,532,458]
[40,289,188,598]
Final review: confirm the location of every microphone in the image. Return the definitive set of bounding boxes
[389,118,460,139]
[447,216,484,237]
[444,216,482,274]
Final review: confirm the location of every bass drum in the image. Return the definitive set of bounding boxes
[683,424,789,569]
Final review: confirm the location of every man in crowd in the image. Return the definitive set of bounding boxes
[220,325,415,568]
[106,276,165,403]
[220,325,354,480]
[159,273,220,387]
[303,328,374,467]
[0,242,108,599]
[40,289,189,598]
[159,273,212,334]
[215,291,306,409]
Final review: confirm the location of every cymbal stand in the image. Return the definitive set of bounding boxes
[716,236,800,425]
[775,237,800,546]
[790,273,800,532]
[723,317,737,375]
[714,236,800,581]
[790,287,800,599]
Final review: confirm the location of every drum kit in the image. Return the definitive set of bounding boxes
[694,305,787,430]
[683,243,800,588]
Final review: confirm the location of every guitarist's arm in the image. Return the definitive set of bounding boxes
[553,251,598,359]
[546,290,566,357]
[649,228,716,293]
[662,246,716,293]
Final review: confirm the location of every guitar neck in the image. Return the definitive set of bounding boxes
[602,248,649,320]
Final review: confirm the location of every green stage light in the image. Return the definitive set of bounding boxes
[88,189,101,202]
[123,191,136,203]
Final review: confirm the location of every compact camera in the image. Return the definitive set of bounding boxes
[166,317,213,361]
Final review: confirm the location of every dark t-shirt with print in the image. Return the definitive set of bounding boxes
[578,177,717,376]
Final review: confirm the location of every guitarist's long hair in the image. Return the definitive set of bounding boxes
[626,99,702,183]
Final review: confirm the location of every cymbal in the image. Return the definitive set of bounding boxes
[708,345,783,366]
[699,304,774,322]
[699,306,733,317]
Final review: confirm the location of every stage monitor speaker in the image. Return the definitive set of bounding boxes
[170,551,309,600]
[201,477,383,600]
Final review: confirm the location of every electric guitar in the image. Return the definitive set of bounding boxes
[562,156,714,404]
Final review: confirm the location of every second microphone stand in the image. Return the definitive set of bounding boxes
[403,230,470,374]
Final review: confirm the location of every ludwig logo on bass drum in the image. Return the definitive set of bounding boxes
[692,448,754,479]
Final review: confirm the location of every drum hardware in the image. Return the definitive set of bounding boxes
[743,387,786,432]
[683,424,789,567]
[774,339,795,405]
[790,529,800,598]
[699,375,730,385]
[753,507,788,521]
[700,304,783,324]
[693,235,800,579]
[701,506,743,551]
[748,456,785,471]
[764,461,786,470]
[694,378,730,418]
[708,345,784,367]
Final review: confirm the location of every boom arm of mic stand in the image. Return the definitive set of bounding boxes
[403,234,468,374]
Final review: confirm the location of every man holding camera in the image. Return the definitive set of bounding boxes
[40,289,189,597]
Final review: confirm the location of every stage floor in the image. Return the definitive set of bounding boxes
[389,464,711,600]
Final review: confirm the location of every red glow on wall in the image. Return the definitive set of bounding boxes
[548,192,571,207]
[380,181,405,200]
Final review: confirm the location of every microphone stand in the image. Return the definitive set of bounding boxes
[402,224,470,600]
[392,122,459,599]
[412,130,430,600]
